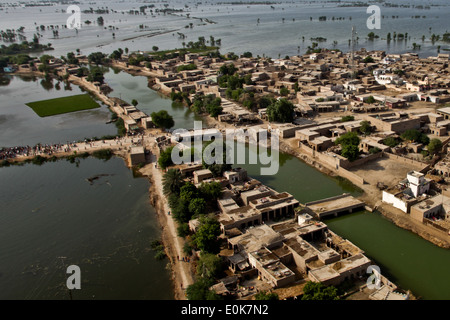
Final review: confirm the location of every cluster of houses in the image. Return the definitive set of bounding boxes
[177,165,405,300]
[112,48,450,123]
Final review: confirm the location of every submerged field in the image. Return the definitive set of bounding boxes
[26,94,100,117]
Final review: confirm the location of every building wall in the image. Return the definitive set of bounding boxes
[382,191,408,213]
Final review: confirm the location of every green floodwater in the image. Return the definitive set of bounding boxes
[325,211,450,300]
[0,158,173,300]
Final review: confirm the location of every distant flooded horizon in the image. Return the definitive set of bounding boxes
[0,0,448,59]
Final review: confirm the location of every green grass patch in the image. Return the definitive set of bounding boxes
[26,94,100,117]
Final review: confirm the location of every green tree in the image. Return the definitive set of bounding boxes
[383,136,400,148]
[366,95,376,104]
[197,253,223,280]
[341,115,354,122]
[359,120,373,135]
[401,129,429,145]
[86,66,104,84]
[219,63,237,76]
[301,281,339,300]
[363,56,374,63]
[199,182,222,202]
[88,51,107,65]
[428,138,443,155]
[280,86,289,97]
[335,132,360,161]
[97,16,104,26]
[152,46,159,52]
[151,110,175,129]
[131,99,138,107]
[186,277,221,300]
[266,98,295,123]
[189,198,207,217]
[255,291,279,300]
[162,168,183,196]
[180,181,198,202]
[192,215,221,253]
[177,223,190,238]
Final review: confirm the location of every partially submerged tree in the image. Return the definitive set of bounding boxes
[151,110,174,129]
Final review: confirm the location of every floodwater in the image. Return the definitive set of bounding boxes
[0,0,448,58]
[0,75,116,147]
[0,157,173,300]
[103,68,203,130]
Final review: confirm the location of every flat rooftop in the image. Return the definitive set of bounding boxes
[306,195,365,218]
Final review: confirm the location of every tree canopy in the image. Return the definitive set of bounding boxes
[266,98,295,123]
[151,110,175,129]
[162,167,182,195]
[254,291,279,300]
[335,132,360,161]
[428,138,443,155]
[401,129,430,145]
[301,281,339,300]
[192,215,221,253]
[186,277,221,300]
[196,253,223,280]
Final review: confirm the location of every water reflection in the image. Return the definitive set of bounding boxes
[40,78,54,91]
[0,75,11,86]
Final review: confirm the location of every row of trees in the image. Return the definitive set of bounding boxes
[162,167,224,300]
[335,126,442,162]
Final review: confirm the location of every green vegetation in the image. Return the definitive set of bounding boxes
[201,141,232,177]
[171,91,192,106]
[114,117,126,136]
[254,291,279,300]
[86,66,105,84]
[150,239,166,260]
[91,149,113,161]
[159,147,176,171]
[177,63,197,72]
[279,86,290,97]
[151,110,174,129]
[428,138,443,155]
[401,129,430,145]
[335,132,360,161]
[266,98,295,123]
[366,95,376,104]
[191,93,223,117]
[359,120,373,135]
[196,253,223,280]
[186,277,221,300]
[301,281,339,300]
[341,115,354,122]
[0,40,53,56]
[383,136,400,148]
[191,215,221,253]
[26,94,100,117]
[363,56,375,63]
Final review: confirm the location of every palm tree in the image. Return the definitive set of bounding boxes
[163,169,183,196]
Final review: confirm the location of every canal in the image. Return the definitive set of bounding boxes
[103,69,450,300]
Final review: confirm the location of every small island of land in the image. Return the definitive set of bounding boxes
[26,93,100,117]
